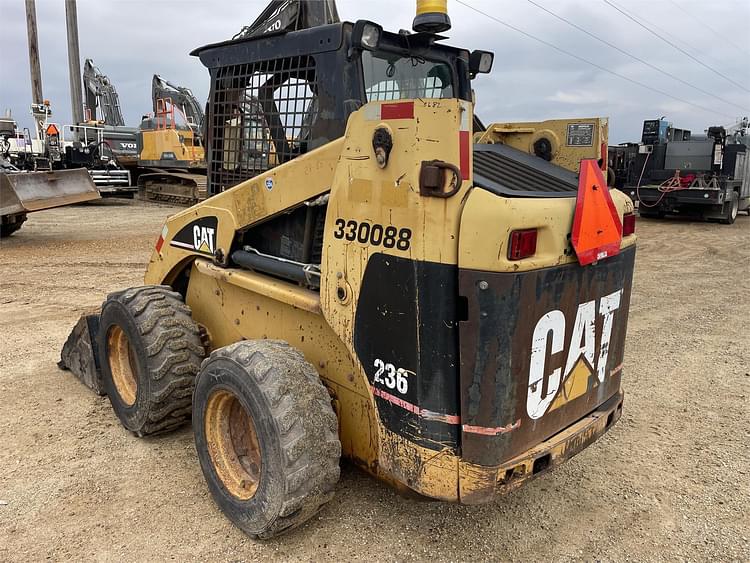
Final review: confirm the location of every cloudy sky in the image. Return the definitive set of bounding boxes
[1,0,748,143]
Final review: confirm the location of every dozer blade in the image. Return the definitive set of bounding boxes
[0,168,100,216]
[58,311,105,396]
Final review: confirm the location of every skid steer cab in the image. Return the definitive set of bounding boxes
[60,8,636,540]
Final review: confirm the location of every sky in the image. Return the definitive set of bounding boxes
[1,0,748,143]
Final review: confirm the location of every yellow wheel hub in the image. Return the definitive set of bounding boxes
[107,325,138,406]
[205,389,262,501]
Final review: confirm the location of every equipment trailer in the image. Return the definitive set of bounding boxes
[615,118,750,223]
[60,0,637,539]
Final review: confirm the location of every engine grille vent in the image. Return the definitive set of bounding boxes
[473,144,580,198]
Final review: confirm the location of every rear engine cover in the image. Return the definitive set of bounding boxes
[458,246,635,466]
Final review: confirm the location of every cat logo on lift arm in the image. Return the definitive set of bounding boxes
[168,216,218,256]
[527,289,622,420]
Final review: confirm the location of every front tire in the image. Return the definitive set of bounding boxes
[193,340,341,539]
[99,286,205,436]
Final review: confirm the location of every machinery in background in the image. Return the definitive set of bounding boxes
[1,104,132,193]
[607,142,639,191]
[0,110,102,237]
[1,110,100,237]
[726,116,750,145]
[3,57,137,193]
[81,58,140,178]
[610,117,750,224]
[135,76,209,205]
[0,163,100,237]
[1,0,124,239]
[83,58,126,126]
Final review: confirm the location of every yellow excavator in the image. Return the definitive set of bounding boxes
[60,0,636,539]
[135,75,208,204]
[137,75,280,205]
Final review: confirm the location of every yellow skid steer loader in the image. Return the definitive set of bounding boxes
[60,0,637,539]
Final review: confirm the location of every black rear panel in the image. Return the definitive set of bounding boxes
[473,143,579,198]
[353,254,460,452]
[459,246,635,466]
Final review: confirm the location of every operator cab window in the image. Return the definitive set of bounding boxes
[212,55,318,191]
[362,50,454,101]
[274,77,317,153]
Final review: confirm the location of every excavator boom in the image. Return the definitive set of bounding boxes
[151,75,205,131]
[233,0,340,39]
[83,59,126,126]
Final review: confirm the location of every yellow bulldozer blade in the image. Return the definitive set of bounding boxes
[0,168,100,216]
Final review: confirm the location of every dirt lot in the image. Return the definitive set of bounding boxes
[0,199,748,562]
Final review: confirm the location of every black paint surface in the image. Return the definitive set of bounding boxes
[354,254,460,451]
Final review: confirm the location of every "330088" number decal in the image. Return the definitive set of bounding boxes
[333,218,412,251]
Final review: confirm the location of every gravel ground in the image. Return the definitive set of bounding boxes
[0,199,748,562]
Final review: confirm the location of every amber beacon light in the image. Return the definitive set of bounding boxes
[413,0,452,33]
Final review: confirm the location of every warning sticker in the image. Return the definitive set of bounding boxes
[567,123,594,146]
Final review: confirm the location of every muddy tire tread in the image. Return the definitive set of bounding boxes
[102,285,204,435]
[200,340,340,538]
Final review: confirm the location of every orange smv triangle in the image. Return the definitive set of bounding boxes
[45,123,60,136]
[571,159,622,266]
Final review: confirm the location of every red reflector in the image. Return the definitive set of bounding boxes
[508,229,537,260]
[622,213,636,236]
[155,224,168,253]
[571,159,623,266]
[459,130,470,180]
[381,101,414,120]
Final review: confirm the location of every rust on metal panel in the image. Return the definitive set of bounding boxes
[458,390,623,504]
[378,428,460,502]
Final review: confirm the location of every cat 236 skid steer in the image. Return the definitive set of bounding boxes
[60,0,637,539]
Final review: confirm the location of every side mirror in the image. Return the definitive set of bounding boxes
[469,50,494,77]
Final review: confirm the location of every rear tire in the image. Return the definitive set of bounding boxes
[193,340,341,539]
[719,191,739,225]
[99,285,205,436]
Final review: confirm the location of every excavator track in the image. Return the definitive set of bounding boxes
[137,170,208,206]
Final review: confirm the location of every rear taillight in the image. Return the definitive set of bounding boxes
[622,213,636,236]
[508,229,537,260]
